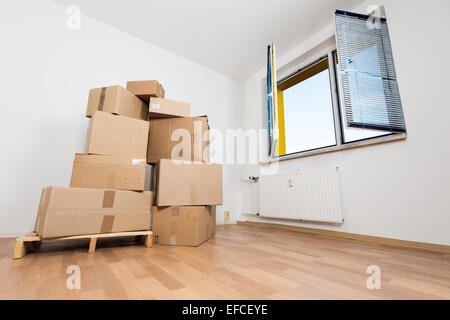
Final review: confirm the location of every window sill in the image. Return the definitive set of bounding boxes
[262,132,407,165]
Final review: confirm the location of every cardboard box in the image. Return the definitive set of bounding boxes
[34,187,152,239]
[86,111,149,158]
[148,97,190,118]
[152,206,215,246]
[86,85,148,120]
[207,206,216,239]
[70,154,147,191]
[156,160,223,206]
[147,116,209,163]
[126,80,165,103]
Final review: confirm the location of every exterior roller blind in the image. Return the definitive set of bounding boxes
[335,10,406,132]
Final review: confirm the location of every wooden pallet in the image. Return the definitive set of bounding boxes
[13,230,153,259]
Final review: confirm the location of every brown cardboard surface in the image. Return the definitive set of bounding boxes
[126,80,165,103]
[70,154,147,191]
[156,160,223,206]
[34,187,152,239]
[147,116,209,163]
[148,97,190,118]
[152,206,213,246]
[207,206,216,239]
[86,85,148,120]
[86,111,149,158]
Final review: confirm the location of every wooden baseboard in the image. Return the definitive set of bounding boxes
[237,221,450,254]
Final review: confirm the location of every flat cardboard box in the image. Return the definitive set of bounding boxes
[156,160,223,206]
[148,97,190,118]
[34,187,152,239]
[86,85,148,120]
[152,206,215,246]
[126,80,165,103]
[147,116,209,163]
[86,111,149,158]
[70,154,147,191]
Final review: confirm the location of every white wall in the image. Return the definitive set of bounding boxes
[242,0,450,245]
[0,0,243,235]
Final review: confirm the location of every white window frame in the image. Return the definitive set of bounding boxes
[262,40,406,164]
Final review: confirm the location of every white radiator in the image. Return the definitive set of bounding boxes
[258,167,343,223]
[247,181,259,214]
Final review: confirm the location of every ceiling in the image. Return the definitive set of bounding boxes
[54,0,364,80]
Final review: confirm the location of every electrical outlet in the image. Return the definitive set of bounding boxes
[224,210,230,224]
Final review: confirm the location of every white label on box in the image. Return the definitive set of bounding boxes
[152,103,160,110]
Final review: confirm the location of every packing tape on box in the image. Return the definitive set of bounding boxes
[98,87,107,111]
[102,190,116,208]
[171,207,179,216]
[100,215,115,233]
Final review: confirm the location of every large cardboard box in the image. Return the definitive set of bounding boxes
[86,85,148,120]
[152,206,215,246]
[34,187,152,239]
[148,97,190,119]
[70,154,147,191]
[156,160,223,206]
[147,116,209,163]
[126,80,165,103]
[86,111,149,158]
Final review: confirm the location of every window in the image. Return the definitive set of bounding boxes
[335,10,406,133]
[334,52,392,143]
[269,9,406,159]
[277,57,337,155]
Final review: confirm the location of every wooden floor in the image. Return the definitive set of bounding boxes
[0,224,449,300]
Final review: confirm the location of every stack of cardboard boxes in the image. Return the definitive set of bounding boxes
[33,80,223,247]
[136,80,222,247]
